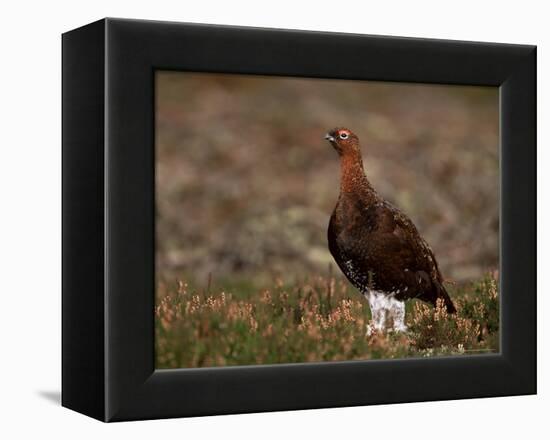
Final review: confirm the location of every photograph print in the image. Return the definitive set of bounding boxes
[155,72,499,369]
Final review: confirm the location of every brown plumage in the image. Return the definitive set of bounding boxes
[325,127,456,332]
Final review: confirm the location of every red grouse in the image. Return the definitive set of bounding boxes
[325,127,456,333]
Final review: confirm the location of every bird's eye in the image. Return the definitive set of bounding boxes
[339,132,349,140]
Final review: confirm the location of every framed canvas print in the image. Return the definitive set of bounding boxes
[62,18,536,422]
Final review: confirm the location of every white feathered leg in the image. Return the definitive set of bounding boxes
[365,291,388,335]
[364,291,408,334]
[389,297,408,332]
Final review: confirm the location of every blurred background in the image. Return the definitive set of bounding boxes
[156,71,499,289]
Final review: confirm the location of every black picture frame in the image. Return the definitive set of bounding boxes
[62,18,536,422]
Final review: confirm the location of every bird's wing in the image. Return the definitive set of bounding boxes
[383,201,442,281]
[353,201,445,300]
[377,203,456,311]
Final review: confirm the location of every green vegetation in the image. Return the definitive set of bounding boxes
[155,273,499,369]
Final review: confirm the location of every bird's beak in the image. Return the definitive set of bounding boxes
[325,133,335,142]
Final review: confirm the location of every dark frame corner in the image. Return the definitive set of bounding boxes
[62,18,536,422]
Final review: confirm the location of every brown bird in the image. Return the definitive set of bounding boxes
[325,127,456,333]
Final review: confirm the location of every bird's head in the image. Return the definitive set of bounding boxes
[324,128,360,156]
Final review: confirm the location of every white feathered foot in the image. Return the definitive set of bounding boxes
[364,290,408,335]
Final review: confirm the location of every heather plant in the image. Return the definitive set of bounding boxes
[155,273,499,368]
